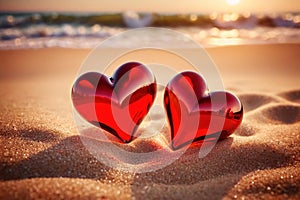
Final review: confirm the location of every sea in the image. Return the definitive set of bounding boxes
[0,11,300,49]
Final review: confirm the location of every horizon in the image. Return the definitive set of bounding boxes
[0,10,300,15]
[0,0,300,13]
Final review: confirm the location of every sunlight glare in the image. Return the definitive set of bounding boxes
[226,0,240,6]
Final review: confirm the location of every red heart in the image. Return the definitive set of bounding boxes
[71,62,157,143]
[164,71,243,150]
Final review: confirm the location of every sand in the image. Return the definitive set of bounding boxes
[0,44,300,199]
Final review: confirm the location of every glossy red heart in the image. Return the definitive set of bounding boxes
[71,62,157,143]
[164,71,243,150]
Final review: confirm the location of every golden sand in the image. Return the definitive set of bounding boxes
[0,44,299,199]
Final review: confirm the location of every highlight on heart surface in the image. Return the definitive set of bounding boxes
[71,60,243,151]
[71,62,157,143]
[164,71,243,150]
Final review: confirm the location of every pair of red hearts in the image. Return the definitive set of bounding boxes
[72,62,243,150]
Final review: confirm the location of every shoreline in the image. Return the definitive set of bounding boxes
[1,43,299,91]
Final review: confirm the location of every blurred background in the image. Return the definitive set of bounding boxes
[0,0,300,48]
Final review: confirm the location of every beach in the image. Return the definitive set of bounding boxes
[0,44,300,199]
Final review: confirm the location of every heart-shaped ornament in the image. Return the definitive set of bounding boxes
[164,71,243,150]
[72,62,157,143]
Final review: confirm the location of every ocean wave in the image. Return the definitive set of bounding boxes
[1,12,300,29]
[0,12,300,49]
